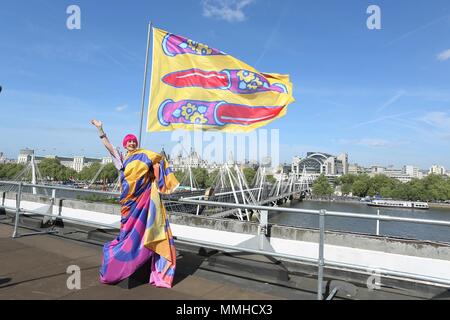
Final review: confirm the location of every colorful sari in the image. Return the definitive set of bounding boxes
[99,149,179,288]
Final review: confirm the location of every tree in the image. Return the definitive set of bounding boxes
[337,174,358,195]
[192,168,209,188]
[243,167,256,186]
[0,163,25,179]
[266,174,276,185]
[206,169,219,188]
[367,174,399,197]
[312,174,333,196]
[38,158,75,181]
[78,162,102,182]
[173,170,185,184]
[352,174,371,197]
[99,163,118,184]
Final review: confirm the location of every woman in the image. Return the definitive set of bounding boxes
[91,119,179,288]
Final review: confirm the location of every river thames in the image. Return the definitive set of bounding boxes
[269,200,450,244]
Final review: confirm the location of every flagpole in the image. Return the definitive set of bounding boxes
[138,21,152,146]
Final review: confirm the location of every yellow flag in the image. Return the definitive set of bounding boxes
[147,27,295,132]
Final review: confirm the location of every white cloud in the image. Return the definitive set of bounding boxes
[437,49,450,61]
[202,0,255,23]
[115,104,128,112]
[351,111,416,129]
[420,112,450,128]
[377,90,406,113]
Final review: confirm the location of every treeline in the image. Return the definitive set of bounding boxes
[0,160,277,188]
[312,173,450,201]
[173,167,276,188]
[0,159,118,183]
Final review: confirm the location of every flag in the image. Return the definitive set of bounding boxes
[147,27,295,132]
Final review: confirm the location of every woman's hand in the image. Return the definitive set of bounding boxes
[91,119,115,156]
[91,119,103,128]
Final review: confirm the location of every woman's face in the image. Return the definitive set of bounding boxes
[126,139,138,152]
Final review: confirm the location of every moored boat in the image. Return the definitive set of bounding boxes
[368,199,429,210]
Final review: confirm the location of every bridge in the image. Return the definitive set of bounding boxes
[165,164,317,221]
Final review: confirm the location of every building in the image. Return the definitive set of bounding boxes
[292,152,349,177]
[291,156,301,173]
[102,157,113,165]
[337,153,348,175]
[370,165,385,175]
[17,148,35,164]
[17,149,103,173]
[171,148,208,172]
[368,165,424,183]
[348,163,365,175]
[429,165,446,175]
[403,165,422,179]
[44,155,75,170]
[71,156,102,173]
[0,152,9,164]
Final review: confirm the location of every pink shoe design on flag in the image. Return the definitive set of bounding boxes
[162,69,288,95]
[162,34,225,57]
[158,99,285,127]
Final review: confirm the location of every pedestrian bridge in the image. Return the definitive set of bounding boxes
[166,165,317,221]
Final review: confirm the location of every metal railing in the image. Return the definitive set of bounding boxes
[175,197,450,298]
[1,181,450,299]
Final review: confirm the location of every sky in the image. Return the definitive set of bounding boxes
[0,0,449,169]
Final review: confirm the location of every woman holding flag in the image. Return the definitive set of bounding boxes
[91,119,179,288]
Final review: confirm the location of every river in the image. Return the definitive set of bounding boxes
[269,200,450,244]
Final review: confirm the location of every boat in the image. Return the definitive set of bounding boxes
[368,199,429,210]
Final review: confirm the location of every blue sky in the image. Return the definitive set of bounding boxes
[1,0,449,169]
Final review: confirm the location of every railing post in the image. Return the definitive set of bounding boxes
[376,209,380,236]
[12,182,23,238]
[44,188,57,225]
[318,209,326,300]
[258,210,268,250]
[1,191,5,207]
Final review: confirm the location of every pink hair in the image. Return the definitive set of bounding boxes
[122,134,138,148]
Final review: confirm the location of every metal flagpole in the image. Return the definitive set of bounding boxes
[138,21,153,145]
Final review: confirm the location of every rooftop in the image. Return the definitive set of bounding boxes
[1,220,449,301]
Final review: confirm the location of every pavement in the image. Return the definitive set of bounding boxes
[0,223,312,300]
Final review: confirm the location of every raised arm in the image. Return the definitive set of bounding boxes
[153,163,160,183]
[91,119,116,156]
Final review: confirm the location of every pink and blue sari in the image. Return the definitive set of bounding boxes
[100,149,179,288]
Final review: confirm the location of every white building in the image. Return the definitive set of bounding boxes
[292,152,349,177]
[403,165,422,179]
[16,149,103,173]
[348,163,365,175]
[73,157,85,173]
[17,148,34,164]
[171,148,208,172]
[369,165,413,183]
[70,156,102,173]
[0,152,8,164]
[370,165,385,175]
[429,165,446,175]
[102,157,113,165]
[337,153,348,175]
